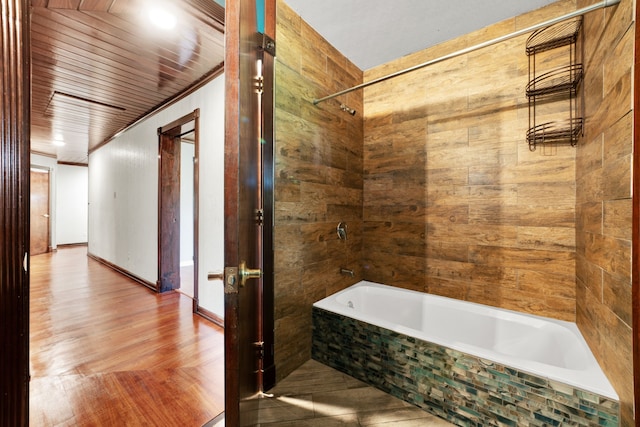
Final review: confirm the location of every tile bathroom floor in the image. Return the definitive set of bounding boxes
[244,359,455,426]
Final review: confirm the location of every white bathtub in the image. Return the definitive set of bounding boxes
[313,281,617,400]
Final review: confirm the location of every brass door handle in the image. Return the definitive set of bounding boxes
[207,263,260,290]
[207,271,224,281]
[238,260,261,287]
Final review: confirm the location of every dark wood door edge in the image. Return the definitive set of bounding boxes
[224,1,241,425]
[1,1,30,424]
[260,31,276,392]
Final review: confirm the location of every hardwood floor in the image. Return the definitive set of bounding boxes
[29,247,224,426]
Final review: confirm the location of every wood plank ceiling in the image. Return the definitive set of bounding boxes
[30,0,225,164]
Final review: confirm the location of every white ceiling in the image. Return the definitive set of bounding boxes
[284,0,558,70]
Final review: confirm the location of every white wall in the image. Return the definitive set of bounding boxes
[30,154,57,250]
[180,141,195,265]
[88,75,225,317]
[179,141,195,299]
[56,164,88,245]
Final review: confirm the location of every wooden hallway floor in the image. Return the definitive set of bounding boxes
[29,246,225,426]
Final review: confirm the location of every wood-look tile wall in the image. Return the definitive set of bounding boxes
[276,0,634,412]
[575,0,634,424]
[363,0,579,322]
[274,0,363,381]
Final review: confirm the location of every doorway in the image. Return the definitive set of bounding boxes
[180,136,196,297]
[30,167,50,256]
[0,1,276,425]
[158,111,199,294]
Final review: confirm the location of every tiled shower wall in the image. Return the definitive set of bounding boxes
[362,0,579,321]
[274,0,364,381]
[575,0,634,424]
[275,1,634,419]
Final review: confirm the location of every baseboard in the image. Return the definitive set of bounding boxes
[202,412,224,427]
[57,242,88,248]
[195,305,224,328]
[87,252,157,292]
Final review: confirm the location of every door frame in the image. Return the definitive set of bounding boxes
[158,110,200,294]
[0,0,31,424]
[223,0,276,424]
[260,32,276,391]
[260,0,277,394]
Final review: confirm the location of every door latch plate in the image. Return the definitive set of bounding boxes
[224,266,239,294]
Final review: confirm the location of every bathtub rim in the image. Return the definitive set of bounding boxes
[312,280,618,401]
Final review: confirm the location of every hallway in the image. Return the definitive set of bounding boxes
[29,246,225,426]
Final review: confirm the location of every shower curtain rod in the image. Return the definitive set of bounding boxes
[312,0,621,105]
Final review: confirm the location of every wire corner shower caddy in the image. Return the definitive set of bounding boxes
[525,16,584,151]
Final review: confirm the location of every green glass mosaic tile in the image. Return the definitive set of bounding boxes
[311,307,620,427]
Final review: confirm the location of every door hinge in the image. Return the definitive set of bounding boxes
[254,341,265,359]
[256,33,276,57]
[255,209,264,226]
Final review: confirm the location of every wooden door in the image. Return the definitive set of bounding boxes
[30,169,50,255]
[224,0,263,424]
[158,129,181,293]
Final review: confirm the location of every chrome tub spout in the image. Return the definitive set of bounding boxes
[340,268,354,277]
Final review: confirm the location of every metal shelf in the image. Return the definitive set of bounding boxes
[526,64,583,98]
[526,16,583,151]
[526,18,582,55]
[527,119,583,149]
